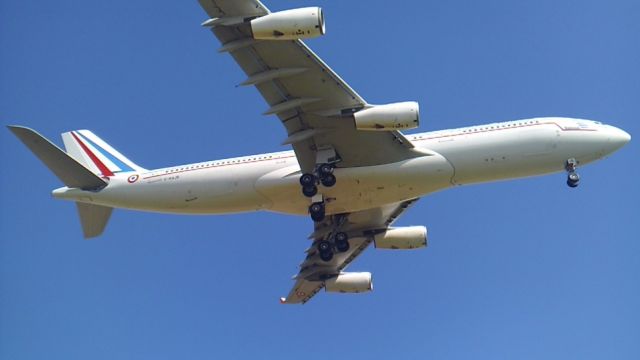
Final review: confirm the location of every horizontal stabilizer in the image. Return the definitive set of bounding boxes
[7,125,107,190]
[76,202,113,238]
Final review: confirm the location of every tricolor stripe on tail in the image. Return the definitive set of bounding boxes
[62,130,145,177]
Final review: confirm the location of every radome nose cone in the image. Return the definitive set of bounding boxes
[612,127,631,146]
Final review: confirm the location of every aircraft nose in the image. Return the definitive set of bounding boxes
[609,126,631,147]
[604,126,631,153]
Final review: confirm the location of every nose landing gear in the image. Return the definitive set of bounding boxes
[565,158,580,188]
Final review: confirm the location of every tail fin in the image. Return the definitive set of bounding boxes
[76,202,113,238]
[62,130,145,177]
[8,125,107,190]
[8,125,116,238]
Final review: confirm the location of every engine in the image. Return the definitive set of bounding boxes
[353,101,420,131]
[374,226,428,250]
[250,7,325,40]
[325,272,373,293]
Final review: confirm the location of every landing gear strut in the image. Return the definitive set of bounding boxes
[565,158,580,188]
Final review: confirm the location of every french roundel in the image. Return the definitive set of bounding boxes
[128,174,139,183]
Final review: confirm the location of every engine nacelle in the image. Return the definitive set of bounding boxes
[250,7,325,40]
[325,272,373,293]
[354,101,420,131]
[374,226,427,250]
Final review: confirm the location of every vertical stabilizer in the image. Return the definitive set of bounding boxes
[76,203,113,238]
[62,130,145,177]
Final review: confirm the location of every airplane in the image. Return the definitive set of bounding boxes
[7,0,630,304]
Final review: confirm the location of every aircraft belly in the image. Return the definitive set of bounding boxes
[431,125,565,185]
[256,155,453,216]
[177,167,272,214]
[89,167,272,214]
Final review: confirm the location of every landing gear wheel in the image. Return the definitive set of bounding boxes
[320,174,336,187]
[335,232,348,242]
[317,241,334,262]
[318,163,334,177]
[567,172,580,188]
[309,202,325,222]
[302,185,318,197]
[299,173,316,187]
[319,249,334,262]
[317,240,332,253]
[568,172,580,182]
[564,158,580,188]
[335,232,350,252]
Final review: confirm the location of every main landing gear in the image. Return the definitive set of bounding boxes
[316,231,350,262]
[299,163,337,199]
[309,201,325,222]
[565,158,580,188]
[301,162,338,223]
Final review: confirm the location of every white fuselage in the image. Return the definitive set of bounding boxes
[53,117,630,216]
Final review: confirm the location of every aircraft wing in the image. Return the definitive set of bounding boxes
[197,0,418,172]
[281,198,419,304]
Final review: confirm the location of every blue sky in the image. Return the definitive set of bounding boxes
[1,0,638,359]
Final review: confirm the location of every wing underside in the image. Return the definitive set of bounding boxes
[196,1,425,304]
[198,0,418,172]
[281,198,420,304]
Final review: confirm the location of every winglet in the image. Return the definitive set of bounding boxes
[279,297,287,304]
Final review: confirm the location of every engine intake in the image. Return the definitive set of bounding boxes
[251,7,325,40]
[325,272,373,293]
[374,226,427,250]
[354,101,420,131]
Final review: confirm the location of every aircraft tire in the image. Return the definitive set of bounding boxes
[300,173,316,186]
[302,185,318,197]
[318,163,334,177]
[319,249,334,262]
[335,239,349,253]
[568,172,580,182]
[309,202,325,222]
[317,240,332,252]
[567,172,580,187]
[320,174,336,187]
